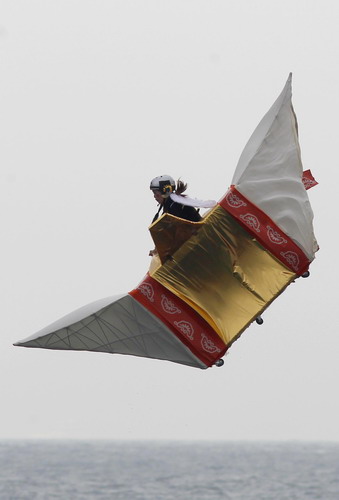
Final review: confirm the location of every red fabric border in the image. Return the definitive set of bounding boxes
[129,275,227,367]
[219,186,310,275]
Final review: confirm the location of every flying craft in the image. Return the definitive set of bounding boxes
[15,74,318,369]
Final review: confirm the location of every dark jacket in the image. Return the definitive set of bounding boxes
[152,197,202,223]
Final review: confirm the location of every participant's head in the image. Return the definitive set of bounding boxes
[150,175,176,202]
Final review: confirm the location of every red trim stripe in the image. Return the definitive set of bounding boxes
[129,275,227,367]
[219,186,310,275]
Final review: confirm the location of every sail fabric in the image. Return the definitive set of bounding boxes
[15,294,207,368]
[231,74,318,260]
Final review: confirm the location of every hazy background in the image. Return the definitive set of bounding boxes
[1,0,337,441]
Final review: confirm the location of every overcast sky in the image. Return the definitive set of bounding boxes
[1,0,338,441]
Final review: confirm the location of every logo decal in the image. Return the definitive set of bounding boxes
[302,177,317,189]
[138,283,154,302]
[174,321,194,340]
[240,213,260,232]
[226,192,247,208]
[161,295,181,314]
[267,226,287,245]
[201,333,221,353]
[280,251,300,271]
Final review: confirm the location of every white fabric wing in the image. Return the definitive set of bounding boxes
[15,294,206,368]
[232,73,318,260]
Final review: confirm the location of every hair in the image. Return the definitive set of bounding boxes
[175,179,187,195]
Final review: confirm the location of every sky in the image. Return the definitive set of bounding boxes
[1,0,338,442]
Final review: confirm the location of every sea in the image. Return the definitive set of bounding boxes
[0,441,338,500]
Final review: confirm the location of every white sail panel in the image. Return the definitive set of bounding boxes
[232,74,318,260]
[15,294,206,368]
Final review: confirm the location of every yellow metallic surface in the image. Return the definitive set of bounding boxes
[149,215,203,264]
[150,206,296,345]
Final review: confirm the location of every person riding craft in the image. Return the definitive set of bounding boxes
[150,175,202,224]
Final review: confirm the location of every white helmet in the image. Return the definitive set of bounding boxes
[150,175,176,196]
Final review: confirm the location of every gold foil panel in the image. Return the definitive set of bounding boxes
[149,214,203,264]
[150,206,295,345]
